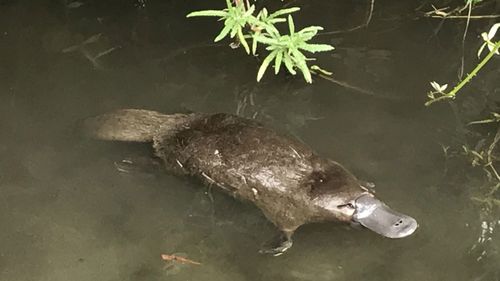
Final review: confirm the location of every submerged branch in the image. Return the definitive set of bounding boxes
[319,0,375,36]
[486,126,500,182]
[426,14,500,19]
[312,71,404,101]
[422,3,500,19]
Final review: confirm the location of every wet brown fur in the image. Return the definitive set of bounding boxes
[84,109,367,233]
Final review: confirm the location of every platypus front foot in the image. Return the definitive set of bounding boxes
[359,179,375,191]
[259,231,293,256]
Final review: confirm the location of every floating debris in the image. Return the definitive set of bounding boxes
[61,33,120,69]
[161,253,201,266]
[66,1,84,9]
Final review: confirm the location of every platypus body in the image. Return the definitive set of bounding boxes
[83,109,417,255]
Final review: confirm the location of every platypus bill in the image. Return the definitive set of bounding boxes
[82,109,418,255]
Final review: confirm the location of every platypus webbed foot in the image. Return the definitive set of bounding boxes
[114,156,162,175]
[259,231,293,256]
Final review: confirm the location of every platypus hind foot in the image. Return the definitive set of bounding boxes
[259,231,293,256]
[114,156,162,175]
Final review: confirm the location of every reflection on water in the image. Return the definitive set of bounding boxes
[0,0,499,281]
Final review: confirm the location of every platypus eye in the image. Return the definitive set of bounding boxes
[338,202,355,209]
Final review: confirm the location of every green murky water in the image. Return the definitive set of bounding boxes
[1,1,499,280]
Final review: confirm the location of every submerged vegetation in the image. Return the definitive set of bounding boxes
[426,22,500,211]
[419,0,500,265]
[186,0,334,83]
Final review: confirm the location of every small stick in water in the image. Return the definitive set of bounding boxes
[161,254,202,266]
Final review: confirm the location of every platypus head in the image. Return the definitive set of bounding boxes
[309,163,418,238]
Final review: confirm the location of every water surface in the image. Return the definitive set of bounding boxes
[1,1,499,281]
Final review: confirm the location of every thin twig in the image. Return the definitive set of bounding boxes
[422,2,500,19]
[426,14,500,19]
[314,73,375,96]
[319,0,375,36]
[425,41,500,106]
[94,46,120,60]
[458,2,473,79]
[313,72,403,101]
[486,125,500,182]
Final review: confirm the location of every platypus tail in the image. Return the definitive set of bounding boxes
[81,109,196,142]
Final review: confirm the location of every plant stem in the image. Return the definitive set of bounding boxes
[425,41,500,106]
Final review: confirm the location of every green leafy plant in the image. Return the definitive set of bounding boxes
[426,23,500,106]
[254,15,333,83]
[187,1,334,83]
[187,0,256,54]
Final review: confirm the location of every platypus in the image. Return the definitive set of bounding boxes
[82,109,417,255]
